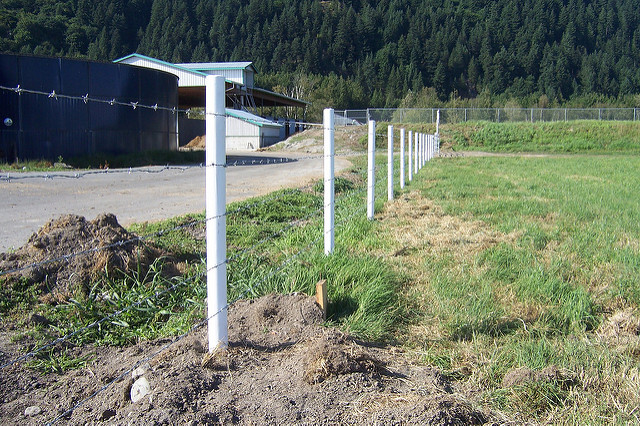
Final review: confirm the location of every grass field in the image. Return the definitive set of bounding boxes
[383,154,640,423]
[441,120,640,154]
[3,120,639,422]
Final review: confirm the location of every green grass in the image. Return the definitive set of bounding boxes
[442,120,640,153]
[392,153,640,423]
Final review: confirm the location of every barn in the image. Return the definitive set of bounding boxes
[225,109,282,150]
[113,54,309,150]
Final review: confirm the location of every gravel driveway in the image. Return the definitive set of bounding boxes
[0,152,352,252]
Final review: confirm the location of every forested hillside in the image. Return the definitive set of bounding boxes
[1,0,639,110]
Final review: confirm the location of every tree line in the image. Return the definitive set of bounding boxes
[1,0,639,115]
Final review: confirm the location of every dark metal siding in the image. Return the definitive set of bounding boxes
[0,54,178,163]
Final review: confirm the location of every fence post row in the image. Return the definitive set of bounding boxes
[324,108,335,255]
[388,125,394,201]
[367,120,376,220]
[205,75,228,353]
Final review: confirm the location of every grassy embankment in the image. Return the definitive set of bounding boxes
[2,120,640,422]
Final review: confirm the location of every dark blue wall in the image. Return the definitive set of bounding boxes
[0,54,178,162]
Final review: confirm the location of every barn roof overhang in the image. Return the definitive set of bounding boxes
[177,84,309,110]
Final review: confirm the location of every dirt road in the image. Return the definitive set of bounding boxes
[0,152,352,252]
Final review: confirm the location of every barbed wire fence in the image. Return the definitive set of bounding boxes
[0,77,441,423]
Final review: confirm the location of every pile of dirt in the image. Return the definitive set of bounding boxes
[0,213,162,302]
[0,294,490,425]
[184,135,206,150]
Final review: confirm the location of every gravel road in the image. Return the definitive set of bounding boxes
[0,152,352,252]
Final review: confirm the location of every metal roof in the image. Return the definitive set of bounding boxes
[226,109,282,128]
[114,53,209,77]
[177,62,257,73]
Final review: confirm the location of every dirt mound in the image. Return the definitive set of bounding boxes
[184,135,206,149]
[0,213,160,301]
[303,329,381,384]
[0,294,490,425]
[228,292,324,349]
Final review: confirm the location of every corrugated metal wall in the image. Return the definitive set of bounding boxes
[0,54,178,163]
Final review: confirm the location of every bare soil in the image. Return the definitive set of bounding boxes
[0,213,166,302]
[0,292,490,425]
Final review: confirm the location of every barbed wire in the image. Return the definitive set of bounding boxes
[0,275,190,370]
[0,180,341,367]
[0,180,322,278]
[5,149,382,421]
[0,84,191,115]
[0,152,361,183]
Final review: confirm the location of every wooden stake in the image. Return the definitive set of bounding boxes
[315,280,327,320]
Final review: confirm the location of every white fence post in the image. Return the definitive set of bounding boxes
[420,133,425,169]
[418,133,423,169]
[400,128,405,189]
[432,134,435,159]
[206,75,227,353]
[424,133,428,164]
[367,120,376,220]
[324,108,335,255]
[388,125,394,201]
[413,132,420,174]
[408,130,413,182]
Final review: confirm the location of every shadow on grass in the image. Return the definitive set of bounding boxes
[450,317,522,341]
[328,295,359,322]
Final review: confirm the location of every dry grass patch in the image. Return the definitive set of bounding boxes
[377,191,518,261]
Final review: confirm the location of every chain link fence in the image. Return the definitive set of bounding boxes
[336,108,640,125]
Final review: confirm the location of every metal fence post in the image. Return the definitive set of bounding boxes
[400,128,405,189]
[206,75,227,353]
[387,125,394,201]
[324,108,334,255]
[367,120,376,220]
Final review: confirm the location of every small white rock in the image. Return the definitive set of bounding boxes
[24,406,41,416]
[130,377,151,403]
[131,363,150,380]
